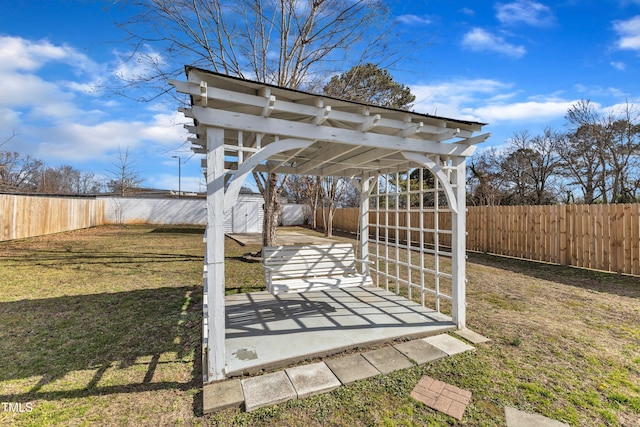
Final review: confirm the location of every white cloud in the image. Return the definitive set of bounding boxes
[470,100,577,123]
[610,61,626,70]
[461,28,526,58]
[395,14,432,25]
[411,78,582,126]
[495,0,555,27]
[613,16,640,51]
[147,174,204,193]
[113,48,166,82]
[23,110,189,162]
[0,36,98,73]
[411,79,513,120]
[460,8,475,16]
[574,84,627,98]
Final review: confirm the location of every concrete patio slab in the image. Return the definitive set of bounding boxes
[325,354,381,385]
[285,362,341,398]
[454,328,491,344]
[394,339,448,365]
[362,346,414,374]
[241,371,296,412]
[202,379,244,413]
[225,287,456,376]
[411,376,472,421]
[505,407,570,427]
[423,334,475,356]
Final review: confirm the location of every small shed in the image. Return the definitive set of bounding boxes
[223,191,264,234]
[171,67,490,382]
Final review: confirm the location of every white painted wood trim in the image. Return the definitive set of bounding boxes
[450,156,467,329]
[223,138,315,210]
[187,107,477,158]
[205,127,226,381]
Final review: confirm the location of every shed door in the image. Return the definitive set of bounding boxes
[233,201,261,233]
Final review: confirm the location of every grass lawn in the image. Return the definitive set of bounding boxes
[0,225,638,426]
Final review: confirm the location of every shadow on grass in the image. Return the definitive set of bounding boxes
[151,226,205,234]
[0,286,202,405]
[1,249,202,268]
[468,252,640,299]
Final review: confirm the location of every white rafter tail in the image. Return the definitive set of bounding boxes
[398,121,423,137]
[359,114,381,132]
[460,132,491,145]
[312,106,331,125]
[179,107,194,119]
[262,95,276,118]
[200,81,208,107]
[189,136,204,147]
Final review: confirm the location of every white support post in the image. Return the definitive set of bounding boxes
[205,127,226,381]
[359,176,371,276]
[450,156,467,329]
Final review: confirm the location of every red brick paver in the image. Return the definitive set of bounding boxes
[410,376,472,420]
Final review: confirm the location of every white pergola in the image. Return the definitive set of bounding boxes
[171,67,490,382]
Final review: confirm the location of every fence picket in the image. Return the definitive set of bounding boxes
[326,203,640,276]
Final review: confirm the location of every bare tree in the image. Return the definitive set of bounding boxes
[283,175,322,227]
[467,148,508,206]
[508,129,562,205]
[116,0,399,247]
[106,147,143,196]
[562,99,640,203]
[37,165,104,195]
[0,151,42,192]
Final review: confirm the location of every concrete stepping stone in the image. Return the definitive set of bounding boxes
[410,375,472,421]
[325,354,381,385]
[423,334,475,356]
[202,379,244,413]
[362,346,414,374]
[285,362,341,398]
[454,328,491,344]
[504,407,570,427]
[394,339,448,365]
[241,371,296,412]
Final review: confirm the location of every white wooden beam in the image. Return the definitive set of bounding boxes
[358,175,373,276]
[320,148,400,176]
[205,127,226,382]
[295,143,362,175]
[450,156,467,329]
[312,106,331,125]
[187,107,476,157]
[172,79,482,139]
[224,138,315,210]
[456,132,491,145]
[358,114,380,132]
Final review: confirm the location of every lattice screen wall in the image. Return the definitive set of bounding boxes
[369,166,454,314]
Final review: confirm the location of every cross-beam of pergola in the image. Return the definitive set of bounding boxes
[171,67,490,382]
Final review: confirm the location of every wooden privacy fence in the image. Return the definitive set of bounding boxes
[0,194,105,242]
[324,204,640,276]
[467,204,640,275]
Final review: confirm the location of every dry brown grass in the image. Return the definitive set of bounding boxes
[0,225,638,426]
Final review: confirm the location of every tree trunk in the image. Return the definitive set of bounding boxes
[262,172,280,248]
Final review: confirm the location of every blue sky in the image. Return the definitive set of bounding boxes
[1,0,639,192]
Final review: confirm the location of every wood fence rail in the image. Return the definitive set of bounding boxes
[322,204,640,276]
[1,194,105,242]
